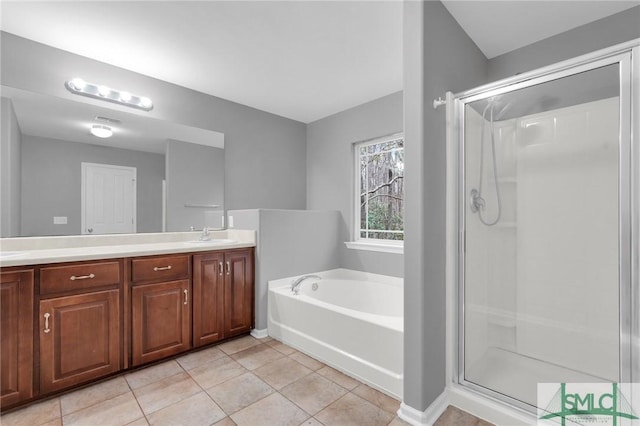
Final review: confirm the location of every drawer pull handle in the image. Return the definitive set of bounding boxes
[226,261,230,276]
[219,262,223,276]
[183,289,188,305]
[70,273,95,281]
[153,265,172,271]
[44,313,51,334]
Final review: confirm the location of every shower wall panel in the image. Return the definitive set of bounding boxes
[515,97,620,381]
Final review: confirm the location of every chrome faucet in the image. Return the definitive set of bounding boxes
[290,275,321,295]
[199,227,210,241]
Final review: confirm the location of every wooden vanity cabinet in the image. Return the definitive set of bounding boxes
[0,269,34,409]
[224,249,254,338]
[38,260,122,395]
[130,254,191,366]
[192,251,225,347]
[192,248,254,347]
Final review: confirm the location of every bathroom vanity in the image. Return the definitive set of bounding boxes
[0,231,255,410]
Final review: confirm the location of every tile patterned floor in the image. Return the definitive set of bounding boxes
[1,336,491,426]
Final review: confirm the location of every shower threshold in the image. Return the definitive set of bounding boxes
[465,347,612,408]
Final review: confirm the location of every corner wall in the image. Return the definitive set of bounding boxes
[488,5,640,81]
[0,97,22,237]
[402,0,487,414]
[306,91,403,277]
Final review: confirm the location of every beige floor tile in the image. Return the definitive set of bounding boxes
[206,372,274,414]
[0,397,61,426]
[62,392,143,426]
[316,366,360,390]
[280,373,348,415]
[266,340,297,355]
[315,393,395,426]
[288,351,325,371]
[213,417,237,426]
[387,417,411,426]
[176,345,227,371]
[352,384,400,414]
[254,357,313,390]
[299,418,323,426]
[218,336,261,355]
[125,360,184,390]
[133,371,201,416]
[230,393,309,426]
[258,336,274,343]
[39,419,63,426]
[125,418,149,426]
[434,406,494,426]
[60,376,131,415]
[231,344,284,370]
[188,356,247,389]
[147,391,226,425]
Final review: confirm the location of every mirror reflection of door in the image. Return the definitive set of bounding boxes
[81,162,137,235]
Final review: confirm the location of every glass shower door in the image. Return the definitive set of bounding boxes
[460,61,629,408]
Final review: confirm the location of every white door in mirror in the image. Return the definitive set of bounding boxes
[82,162,137,235]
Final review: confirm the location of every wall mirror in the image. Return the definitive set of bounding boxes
[1,85,225,237]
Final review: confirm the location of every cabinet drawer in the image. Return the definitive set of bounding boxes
[40,261,121,295]
[131,255,190,283]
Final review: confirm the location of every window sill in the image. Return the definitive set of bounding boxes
[344,241,404,254]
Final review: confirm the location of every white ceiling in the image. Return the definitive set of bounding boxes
[1,1,638,124]
[442,1,640,59]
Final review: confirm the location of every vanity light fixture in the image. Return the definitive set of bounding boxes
[90,124,113,138]
[65,78,153,111]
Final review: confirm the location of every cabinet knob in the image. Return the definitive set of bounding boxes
[226,261,230,276]
[153,265,172,272]
[219,262,223,276]
[183,289,188,305]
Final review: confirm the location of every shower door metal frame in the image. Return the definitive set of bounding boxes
[452,40,638,413]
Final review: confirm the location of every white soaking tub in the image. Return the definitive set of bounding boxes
[267,268,403,398]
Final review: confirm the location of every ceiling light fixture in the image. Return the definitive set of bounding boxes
[65,78,153,111]
[90,124,113,138]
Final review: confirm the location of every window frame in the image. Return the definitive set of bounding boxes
[350,132,404,252]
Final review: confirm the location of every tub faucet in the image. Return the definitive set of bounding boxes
[290,275,321,295]
[199,227,210,241]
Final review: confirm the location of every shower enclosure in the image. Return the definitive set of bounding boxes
[451,41,638,413]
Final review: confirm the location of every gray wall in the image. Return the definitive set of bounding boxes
[1,32,307,213]
[228,209,341,330]
[488,5,640,81]
[0,97,22,237]
[306,91,403,277]
[21,135,164,236]
[165,140,225,231]
[403,0,488,412]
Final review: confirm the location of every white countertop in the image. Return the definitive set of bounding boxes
[0,230,256,267]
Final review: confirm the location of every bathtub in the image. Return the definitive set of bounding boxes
[267,268,403,398]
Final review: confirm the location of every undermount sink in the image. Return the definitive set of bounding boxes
[0,251,27,260]
[184,239,236,244]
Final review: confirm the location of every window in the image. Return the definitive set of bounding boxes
[354,134,404,244]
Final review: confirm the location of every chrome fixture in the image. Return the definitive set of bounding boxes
[90,124,112,138]
[470,99,504,226]
[199,227,210,241]
[65,77,153,111]
[290,275,321,295]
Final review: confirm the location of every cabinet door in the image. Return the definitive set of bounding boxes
[224,249,254,338]
[39,290,120,394]
[1,270,34,409]
[193,253,225,348]
[131,280,190,366]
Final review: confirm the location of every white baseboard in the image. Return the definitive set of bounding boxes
[250,328,269,339]
[397,392,448,426]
